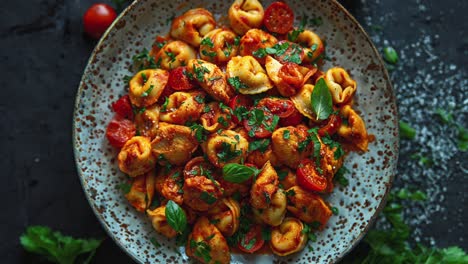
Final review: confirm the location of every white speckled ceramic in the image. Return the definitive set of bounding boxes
[73,0,398,263]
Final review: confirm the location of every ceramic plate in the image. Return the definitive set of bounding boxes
[73,0,398,263]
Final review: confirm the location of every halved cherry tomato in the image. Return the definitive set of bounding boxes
[279,108,303,127]
[168,66,195,91]
[278,63,303,88]
[106,116,136,148]
[296,159,327,192]
[83,4,117,39]
[158,84,175,104]
[263,2,294,34]
[243,107,278,138]
[275,41,305,64]
[112,95,134,119]
[318,114,342,136]
[228,95,253,123]
[257,98,295,118]
[238,225,265,253]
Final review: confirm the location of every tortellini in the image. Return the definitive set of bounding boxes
[294,29,325,63]
[325,67,357,104]
[207,198,240,236]
[154,167,184,205]
[250,161,279,210]
[286,186,332,228]
[265,55,310,97]
[159,91,205,125]
[118,136,156,177]
[271,126,312,168]
[253,188,287,226]
[129,69,169,107]
[228,0,264,35]
[187,59,235,103]
[203,130,249,168]
[170,8,216,47]
[200,102,235,132]
[290,84,316,120]
[338,105,369,151]
[125,173,153,212]
[246,145,281,168]
[239,29,277,64]
[134,104,160,140]
[151,122,198,165]
[147,205,178,238]
[183,175,224,211]
[154,40,197,70]
[269,217,307,256]
[226,55,273,94]
[186,217,230,264]
[199,29,239,64]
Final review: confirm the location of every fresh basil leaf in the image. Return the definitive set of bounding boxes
[311,78,333,120]
[223,163,258,183]
[165,200,187,233]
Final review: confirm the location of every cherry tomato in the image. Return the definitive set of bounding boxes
[296,159,327,192]
[106,116,136,148]
[158,84,175,104]
[168,66,196,91]
[112,95,134,119]
[238,225,265,253]
[243,107,278,138]
[279,108,303,127]
[278,63,303,88]
[228,95,253,123]
[318,114,342,136]
[83,4,117,39]
[263,2,294,34]
[257,97,295,118]
[275,41,305,64]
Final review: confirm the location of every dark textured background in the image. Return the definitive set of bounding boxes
[1,0,466,263]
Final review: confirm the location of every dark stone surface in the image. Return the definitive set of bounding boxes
[0,0,466,263]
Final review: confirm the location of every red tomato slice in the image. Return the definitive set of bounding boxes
[243,107,278,138]
[318,114,342,136]
[275,40,305,64]
[238,225,265,253]
[228,95,253,123]
[296,159,327,192]
[168,66,195,91]
[106,116,136,148]
[257,98,295,118]
[83,4,117,39]
[263,2,294,34]
[279,108,303,127]
[112,95,134,119]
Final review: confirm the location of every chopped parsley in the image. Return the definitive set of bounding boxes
[132,48,159,70]
[160,97,169,112]
[248,139,270,153]
[200,38,214,48]
[140,85,154,97]
[234,36,241,46]
[399,121,416,139]
[287,14,308,42]
[193,63,210,82]
[190,239,212,263]
[201,50,217,58]
[383,46,399,64]
[165,51,176,63]
[277,169,289,181]
[283,129,290,140]
[216,142,241,162]
[200,191,217,205]
[334,166,349,186]
[190,124,207,143]
[227,76,249,91]
[253,42,302,64]
[194,95,205,104]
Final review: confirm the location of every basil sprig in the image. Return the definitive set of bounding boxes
[223,164,259,183]
[311,78,333,120]
[165,200,187,233]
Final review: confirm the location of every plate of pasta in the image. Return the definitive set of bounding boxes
[73,0,399,263]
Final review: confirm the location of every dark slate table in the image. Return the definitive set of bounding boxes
[1,0,466,263]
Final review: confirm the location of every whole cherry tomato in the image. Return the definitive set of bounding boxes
[263,2,294,34]
[83,3,117,39]
[296,159,327,192]
[168,66,196,91]
[106,116,136,148]
[112,95,134,119]
[238,225,265,253]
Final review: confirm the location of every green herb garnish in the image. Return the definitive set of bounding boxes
[311,78,333,120]
[399,121,416,139]
[383,46,398,64]
[223,163,259,183]
[228,76,249,91]
[165,200,187,233]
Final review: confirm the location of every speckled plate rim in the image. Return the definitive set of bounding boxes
[72,0,399,263]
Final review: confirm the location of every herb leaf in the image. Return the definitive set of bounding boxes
[228,76,249,91]
[383,46,399,64]
[223,163,259,183]
[311,78,333,120]
[249,139,270,152]
[165,200,187,233]
[399,121,416,139]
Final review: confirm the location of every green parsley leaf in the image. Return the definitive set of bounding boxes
[200,38,214,48]
[223,163,259,183]
[435,108,454,124]
[334,166,349,186]
[277,169,289,181]
[383,46,399,64]
[311,78,333,120]
[150,237,161,248]
[193,63,211,82]
[283,129,290,140]
[190,239,212,263]
[20,225,102,264]
[234,36,241,46]
[399,121,416,139]
[118,182,132,194]
[200,191,218,205]
[216,142,242,162]
[165,200,187,233]
[227,76,249,90]
[132,48,158,70]
[160,97,169,112]
[190,124,207,143]
[249,139,270,153]
[458,126,468,151]
[288,14,307,42]
[309,16,323,26]
[331,206,339,215]
[395,189,427,201]
[201,50,217,58]
[140,85,154,97]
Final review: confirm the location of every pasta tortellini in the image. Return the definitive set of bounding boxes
[226,55,273,94]
[199,29,239,64]
[286,186,332,228]
[187,59,235,103]
[253,188,287,226]
[125,171,155,212]
[147,205,178,238]
[269,217,307,256]
[250,161,279,209]
[239,29,277,64]
[325,67,357,104]
[154,167,184,205]
[159,91,205,125]
[207,198,240,236]
[290,84,316,120]
[271,126,312,168]
[151,122,198,165]
[200,102,236,132]
[170,8,216,47]
[228,0,264,35]
[154,40,197,70]
[338,105,369,151]
[129,69,169,107]
[203,130,249,168]
[118,136,156,177]
[265,55,311,97]
[183,175,224,212]
[134,104,160,140]
[294,29,325,63]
